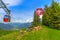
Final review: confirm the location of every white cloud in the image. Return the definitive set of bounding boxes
[10,10,34,23]
[55,0,60,2]
[26,17,33,23]
[11,17,33,23]
[2,0,23,6]
[0,8,5,13]
[11,19,24,23]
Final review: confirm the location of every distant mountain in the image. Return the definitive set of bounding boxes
[0,23,31,30]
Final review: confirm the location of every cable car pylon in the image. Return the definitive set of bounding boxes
[0,0,11,22]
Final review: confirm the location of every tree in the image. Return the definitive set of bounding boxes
[31,10,41,27]
[42,0,60,29]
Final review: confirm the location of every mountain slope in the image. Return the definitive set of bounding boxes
[0,23,31,30]
[0,26,60,40]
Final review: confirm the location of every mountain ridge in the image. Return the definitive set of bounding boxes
[0,22,31,30]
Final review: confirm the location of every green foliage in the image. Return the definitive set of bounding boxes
[31,11,41,27]
[42,0,60,29]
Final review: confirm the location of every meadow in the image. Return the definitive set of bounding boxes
[0,25,60,40]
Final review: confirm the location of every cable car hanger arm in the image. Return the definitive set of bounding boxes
[0,0,10,15]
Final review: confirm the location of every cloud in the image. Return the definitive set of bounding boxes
[11,10,34,23]
[11,17,33,23]
[0,8,5,13]
[10,10,34,23]
[2,0,23,6]
[26,17,33,23]
[55,0,60,3]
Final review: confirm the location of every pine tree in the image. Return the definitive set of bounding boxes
[31,10,41,27]
[43,0,60,29]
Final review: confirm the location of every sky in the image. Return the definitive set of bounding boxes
[0,0,60,23]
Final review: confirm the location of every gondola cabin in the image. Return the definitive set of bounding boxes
[3,15,10,22]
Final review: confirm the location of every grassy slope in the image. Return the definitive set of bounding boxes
[21,26,60,40]
[0,26,60,40]
[0,30,14,37]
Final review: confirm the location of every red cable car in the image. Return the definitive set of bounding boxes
[3,15,11,22]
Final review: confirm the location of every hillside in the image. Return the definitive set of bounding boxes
[0,30,20,37]
[0,23,31,30]
[0,26,60,40]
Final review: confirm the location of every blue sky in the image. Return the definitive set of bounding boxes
[0,0,60,23]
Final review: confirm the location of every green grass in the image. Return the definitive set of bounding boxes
[0,26,60,40]
[0,30,12,37]
[20,26,60,40]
